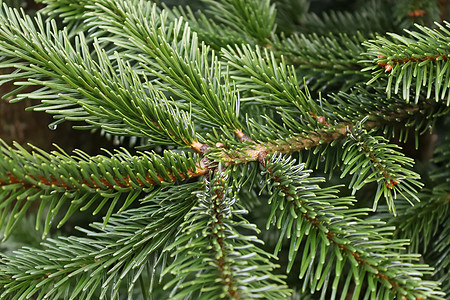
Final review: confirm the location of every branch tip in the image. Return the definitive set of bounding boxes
[191,141,209,154]
[234,129,254,143]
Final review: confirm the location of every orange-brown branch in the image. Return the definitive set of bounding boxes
[269,167,400,291]
[234,129,255,143]
[0,124,353,192]
[0,165,208,191]
[377,54,449,71]
[223,124,349,166]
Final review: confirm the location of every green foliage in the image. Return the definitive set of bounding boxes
[201,0,276,45]
[364,22,450,104]
[342,123,422,213]
[0,139,201,239]
[0,0,449,299]
[297,0,397,36]
[0,183,201,299]
[392,0,441,28]
[270,32,370,91]
[163,172,289,299]
[263,154,440,299]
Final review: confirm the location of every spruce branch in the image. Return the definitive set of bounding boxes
[297,89,450,175]
[381,194,450,296]
[342,123,422,214]
[0,111,419,241]
[388,193,449,254]
[79,0,244,131]
[0,183,200,299]
[262,154,443,299]
[387,132,450,252]
[223,43,444,137]
[35,0,90,23]
[201,0,276,45]
[206,119,421,215]
[329,87,450,142]
[164,5,247,49]
[0,139,206,238]
[163,171,290,299]
[0,6,200,148]
[0,0,448,299]
[364,21,450,104]
[39,0,276,48]
[166,0,277,49]
[224,44,314,107]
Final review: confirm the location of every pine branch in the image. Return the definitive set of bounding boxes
[262,154,443,299]
[163,172,290,299]
[0,6,199,147]
[0,139,205,238]
[364,21,450,104]
[0,183,200,299]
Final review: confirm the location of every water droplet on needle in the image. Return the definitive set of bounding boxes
[48,124,58,130]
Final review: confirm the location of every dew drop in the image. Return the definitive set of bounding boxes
[48,124,58,130]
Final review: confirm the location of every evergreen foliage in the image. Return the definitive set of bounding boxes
[0,0,449,299]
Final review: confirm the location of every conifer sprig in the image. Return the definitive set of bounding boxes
[389,193,449,254]
[388,132,450,253]
[82,0,244,131]
[0,183,201,299]
[163,172,289,299]
[164,5,247,49]
[263,154,442,300]
[203,0,276,44]
[270,32,370,91]
[364,21,450,104]
[0,139,205,238]
[342,124,422,214]
[329,87,450,141]
[0,6,199,147]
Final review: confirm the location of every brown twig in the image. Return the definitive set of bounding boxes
[211,176,241,299]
